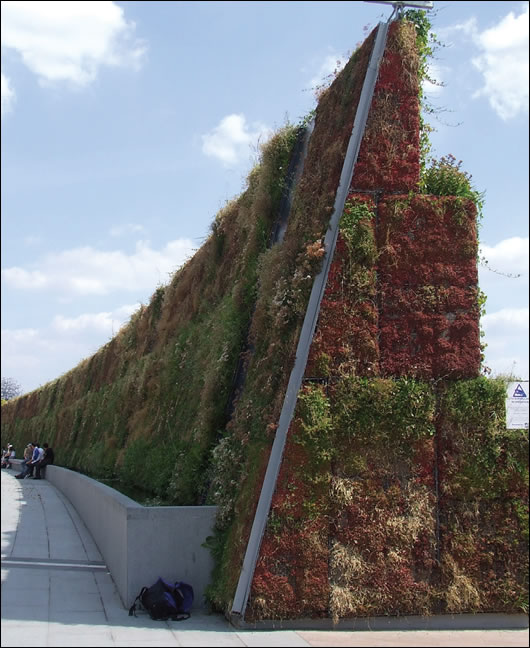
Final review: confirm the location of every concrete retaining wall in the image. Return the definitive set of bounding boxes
[7,459,23,473]
[8,459,217,609]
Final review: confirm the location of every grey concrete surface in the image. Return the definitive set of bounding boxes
[42,463,217,608]
[1,469,529,647]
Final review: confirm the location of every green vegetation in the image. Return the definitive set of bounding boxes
[1,123,302,506]
[334,377,436,446]
[441,376,529,499]
[421,153,485,224]
[295,385,333,463]
[2,14,526,621]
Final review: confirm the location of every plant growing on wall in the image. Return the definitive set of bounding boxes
[421,153,484,221]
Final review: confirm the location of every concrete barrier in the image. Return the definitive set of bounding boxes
[9,460,217,609]
[6,458,23,472]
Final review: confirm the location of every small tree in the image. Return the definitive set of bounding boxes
[1,377,23,401]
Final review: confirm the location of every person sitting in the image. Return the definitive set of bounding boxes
[33,443,54,480]
[16,443,40,479]
[6,445,15,468]
[1,444,15,468]
[19,443,34,475]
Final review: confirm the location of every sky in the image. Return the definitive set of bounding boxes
[1,0,528,395]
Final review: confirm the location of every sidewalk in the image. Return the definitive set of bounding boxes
[1,469,528,647]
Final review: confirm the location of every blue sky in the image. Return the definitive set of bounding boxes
[1,0,528,394]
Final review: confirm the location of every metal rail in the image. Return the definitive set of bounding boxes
[230,19,391,621]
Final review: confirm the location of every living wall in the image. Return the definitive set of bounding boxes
[0,123,302,504]
[2,15,527,622]
[242,17,527,621]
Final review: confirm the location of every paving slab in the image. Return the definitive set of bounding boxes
[1,469,528,647]
[297,629,530,647]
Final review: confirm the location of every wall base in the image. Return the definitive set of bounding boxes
[231,612,529,631]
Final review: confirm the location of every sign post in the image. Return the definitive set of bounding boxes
[506,381,529,430]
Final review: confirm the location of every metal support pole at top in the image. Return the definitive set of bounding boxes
[364,1,433,8]
[364,1,434,21]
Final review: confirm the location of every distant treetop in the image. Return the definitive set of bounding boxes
[1,377,23,401]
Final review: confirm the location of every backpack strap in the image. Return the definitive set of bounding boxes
[170,582,192,620]
[128,586,148,616]
[172,586,184,606]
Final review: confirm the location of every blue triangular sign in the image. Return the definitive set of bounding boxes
[513,384,527,398]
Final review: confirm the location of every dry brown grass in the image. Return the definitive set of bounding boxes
[386,484,435,543]
[442,555,482,612]
[329,475,364,507]
[388,20,420,91]
[330,540,368,586]
[329,584,370,624]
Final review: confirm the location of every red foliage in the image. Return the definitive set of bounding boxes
[377,196,480,378]
[248,424,330,620]
[307,235,379,377]
[306,193,379,378]
[248,20,485,621]
[352,26,420,193]
[331,478,437,615]
[308,190,481,380]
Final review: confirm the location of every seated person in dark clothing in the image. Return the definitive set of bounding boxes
[34,443,54,479]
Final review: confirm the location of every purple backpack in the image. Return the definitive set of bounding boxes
[129,577,194,621]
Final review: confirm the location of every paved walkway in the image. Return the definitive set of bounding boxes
[1,469,528,647]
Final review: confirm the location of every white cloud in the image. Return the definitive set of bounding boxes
[440,17,476,39]
[201,113,272,166]
[52,303,139,334]
[472,3,529,119]
[1,327,40,344]
[445,4,529,120]
[479,237,529,277]
[1,72,16,117]
[1,303,142,392]
[308,53,348,90]
[1,238,194,297]
[1,267,49,289]
[481,307,529,379]
[1,326,73,374]
[1,0,146,87]
[422,62,445,97]
[1,328,47,380]
[482,306,529,332]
